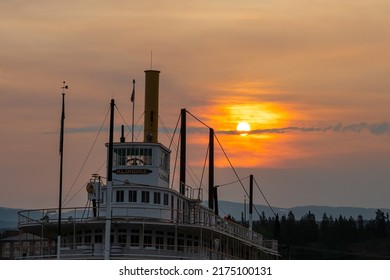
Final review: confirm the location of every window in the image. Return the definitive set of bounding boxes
[118,229,127,245]
[113,148,153,166]
[129,190,137,202]
[156,231,164,249]
[116,190,124,202]
[94,229,103,243]
[144,230,152,248]
[167,232,175,250]
[154,192,161,204]
[83,230,92,243]
[141,191,150,203]
[160,150,169,171]
[85,235,92,243]
[130,229,140,247]
[187,235,193,248]
[178,233,184,252]
[194,236,199,247]
[113,148,126,166]
[163,193,169,206]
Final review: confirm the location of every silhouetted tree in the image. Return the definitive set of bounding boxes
[374,209,386,238]
[280,211,296,244]
[320,213,332,245]
[252,209,390,259]
[273,214,280,240]
[297,211,318,244]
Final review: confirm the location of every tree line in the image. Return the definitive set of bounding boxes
[239,209,390,259]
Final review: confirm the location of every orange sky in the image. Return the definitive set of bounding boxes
[1,0,390,210]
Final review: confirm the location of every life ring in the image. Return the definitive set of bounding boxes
[86,182,94,193]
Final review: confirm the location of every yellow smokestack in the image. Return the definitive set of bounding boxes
[144,70,160,143]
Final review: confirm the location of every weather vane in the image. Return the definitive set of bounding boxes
[61,81,68,95]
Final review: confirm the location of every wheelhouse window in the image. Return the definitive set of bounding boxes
[113,147,153,166]
[159,149,169,171]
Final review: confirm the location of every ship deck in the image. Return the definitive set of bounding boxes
[17,206,279,260]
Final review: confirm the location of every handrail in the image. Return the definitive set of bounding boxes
[16,242,242,260]
[18,205,278,252]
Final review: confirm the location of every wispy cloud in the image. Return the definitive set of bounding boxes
[217,122,390,136]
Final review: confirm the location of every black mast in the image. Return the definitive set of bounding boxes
[57,81,67,259]
[107,99,115,182]
[180,108,186,195]
[104,98,115,260]
[131,79,135,142]
[208,128,214,211]
[249,174,253,230]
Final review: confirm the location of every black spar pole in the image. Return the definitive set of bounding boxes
[57,81,68,259]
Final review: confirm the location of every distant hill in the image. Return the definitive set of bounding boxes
[0,207,24,229]
[1,203,389,230]
[0,207,44,230]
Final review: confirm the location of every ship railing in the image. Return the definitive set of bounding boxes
[117,243,239,260]
[13,242,57,260]
[262,239,279,251]
[18,207,97,226]
[188,207,278,252]
[15,241,239,260]
[18,206,278,253]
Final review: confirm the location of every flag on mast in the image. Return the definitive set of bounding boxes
[131,79,135,102]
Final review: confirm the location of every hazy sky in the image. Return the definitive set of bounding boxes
[1,0,390,212]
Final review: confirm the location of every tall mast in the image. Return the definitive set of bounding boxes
[249,174,254,231]
[180,108,186,195]
[104,99,115,260]
[57,81,68,259]
[208,128,214,211]
[131,79,135,142]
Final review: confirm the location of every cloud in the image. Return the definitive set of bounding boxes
[217,121,390,136]
[336,122,390,135]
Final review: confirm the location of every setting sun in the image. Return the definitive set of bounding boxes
[237,121,251,136]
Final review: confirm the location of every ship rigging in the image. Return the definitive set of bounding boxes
[17,69,279,260]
